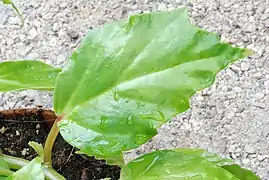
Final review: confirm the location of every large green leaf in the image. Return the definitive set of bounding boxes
[221,164,260,180]
[0,60,61,92]
[54,8,253,164]
[120,149,240,180]
[6,157,44,180]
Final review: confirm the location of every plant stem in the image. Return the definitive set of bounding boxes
[2,153,28,169]
[0,169,14,176]
[43,116,62,166]
[43,167,66,180]
[2,153,65,180]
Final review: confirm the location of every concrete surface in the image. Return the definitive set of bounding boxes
[0,0,268,179]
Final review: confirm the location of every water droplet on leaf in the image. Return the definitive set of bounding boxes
[135,134,147,145]
[100,116,108,121]
[113,93,120,101]
[71,136,82,144]
[98,140,109,145]
[139,110,165,122]
[136,101,145,108]
[60,127,71,134]
[126,116,135,125]
[149,122,154,129]
[157,110,165,122]
[99,116,108,128]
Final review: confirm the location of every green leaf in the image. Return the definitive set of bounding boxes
[6,157,44,180]
[0,156,9,171]
[0,155,11,179]
[76,150,125,167]
[54,8,253,164]
[221,164,260,180]
[174,148,233,166]
[120,149,239,180]
[0,60,61,92]
[28,142,44,160]
[1,0,12,4]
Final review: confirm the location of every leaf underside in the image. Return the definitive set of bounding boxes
[0,60,61,92]
[120,149,259,180]
[54,8,253,164]
[6,157,44,180]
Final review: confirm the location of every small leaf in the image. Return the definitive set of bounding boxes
[6,157,44,180]
[120,149,239,180]
[28,142,44,160]
[54,8,253,164]
[222,164,260,180]
[0,60,61,92]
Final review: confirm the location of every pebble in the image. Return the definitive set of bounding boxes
[235,7,245,13]
[242,158,250,165]
[240,61,250,71]
[18,45,33,57]
[8,17,20,25]
[264,80,269,89]
[228,144,236,152]
[257,155,266,161]
[15,130,20,136]
[255,92,265,100]
[56,54,66,65]
[157,3,167,11]
[0,127,6,134]
[33,20,42,28]
[264,19,269,28]
[52,23,60,32]
[262,126,269,137]
[27,52,39,60]
[6,38,14,46]
[245,145,256,154]
[21,148,29,156]
[28,27,38,40]
[68,30,79,40]
[253,72,262,79]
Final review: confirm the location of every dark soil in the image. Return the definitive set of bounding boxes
[0,108,121,180]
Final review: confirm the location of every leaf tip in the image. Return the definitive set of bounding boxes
[243,48,255,57]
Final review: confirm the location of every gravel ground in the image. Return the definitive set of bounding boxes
[1,0,269,179]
